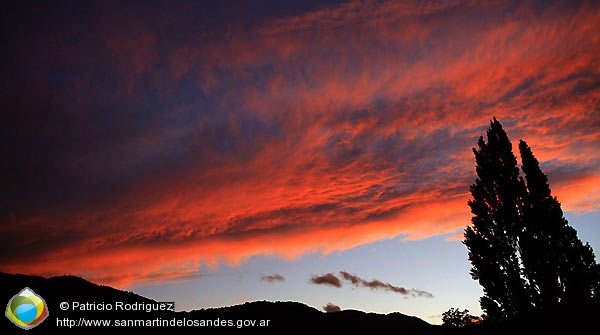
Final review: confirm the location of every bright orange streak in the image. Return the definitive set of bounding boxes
[3,194,471,288]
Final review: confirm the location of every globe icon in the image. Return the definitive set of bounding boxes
[5,287,49,329]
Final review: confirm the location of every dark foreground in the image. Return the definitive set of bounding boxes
[1,272,598,334]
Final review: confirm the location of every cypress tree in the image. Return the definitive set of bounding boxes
[518,139,561,309]
[463,118,532,319]
[519,140,599,306]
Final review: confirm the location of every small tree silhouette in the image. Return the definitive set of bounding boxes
[442,308,477,327]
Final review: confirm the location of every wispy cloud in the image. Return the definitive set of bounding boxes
[309,271,433,298]
[261,274,285,283]
[339,271,433,297]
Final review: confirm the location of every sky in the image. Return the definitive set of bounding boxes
[1,0,599,325]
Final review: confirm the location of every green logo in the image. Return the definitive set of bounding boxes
[6,287,49,329]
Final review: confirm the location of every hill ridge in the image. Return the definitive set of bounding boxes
[0,272,440,333]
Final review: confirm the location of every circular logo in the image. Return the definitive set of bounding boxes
[6,287,49,329]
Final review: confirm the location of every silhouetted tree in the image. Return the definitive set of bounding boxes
[519,140,599,307]
[463,118,532,319]
[464,118,599,321]
[442,308,477,327]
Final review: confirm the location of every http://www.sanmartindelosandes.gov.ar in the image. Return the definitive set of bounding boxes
[6,287,49,330]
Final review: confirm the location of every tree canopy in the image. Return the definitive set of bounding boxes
[442,308,477,328]
[463,118,599,320]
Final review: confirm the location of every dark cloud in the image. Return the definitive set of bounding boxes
[339,271,433,298]
[323,302,342,313]
[310,273,342,288]
[260,274,285,283]
[309,271,433,298]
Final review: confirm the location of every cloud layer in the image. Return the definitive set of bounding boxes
[1,0,599,287]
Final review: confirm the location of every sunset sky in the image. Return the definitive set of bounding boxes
[2,0,599,325]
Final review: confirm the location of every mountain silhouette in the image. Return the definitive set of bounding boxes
[1,272,440,334]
